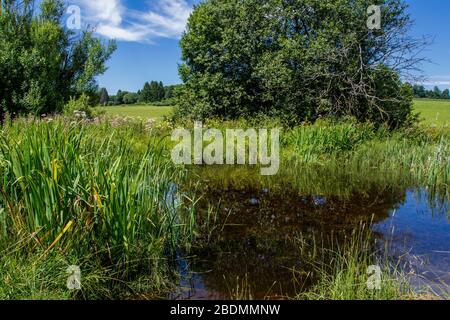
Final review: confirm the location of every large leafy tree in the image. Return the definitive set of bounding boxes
[123,92,139,105]
[157,81,165,101]
[0,0,116,117]
[178,0,426,127]
[140,82,152,102]
[99,88,109,106]
[114,90,127,105]
[149,81,160,102]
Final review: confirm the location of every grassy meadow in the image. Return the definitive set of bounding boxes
[97,105,173,119]
[0,99,448,300]
[414,99,450,126]
[96,99,449,125]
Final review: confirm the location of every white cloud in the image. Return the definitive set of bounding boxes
[77,0,123,26]
[138,0,193,38]
[421,76,450,86]
[71,0,193,43]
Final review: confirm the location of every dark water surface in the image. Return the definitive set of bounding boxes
[171,185,449,299]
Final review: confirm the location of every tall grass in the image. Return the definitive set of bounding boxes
[296,223,410,300]
[0,117,195,298]
[285,120,449,191]
[0,116,448,299]
[193,119,449,200]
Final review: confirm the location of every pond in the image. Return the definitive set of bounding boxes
[171,172,449,299]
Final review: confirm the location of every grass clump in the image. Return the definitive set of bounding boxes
[0,117,195,298]
[296,224,410,300]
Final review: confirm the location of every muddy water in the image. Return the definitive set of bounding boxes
[172,183,449,300]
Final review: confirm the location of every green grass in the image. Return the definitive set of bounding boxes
[0,114,448,300]
[296,223,410,300]
[188,118,449,200]
[414,99,450,126]
[97,105,173,119]
[96,100,450,126]
[0,117,195,299]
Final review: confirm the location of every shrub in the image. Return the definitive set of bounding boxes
[63,94,94,119]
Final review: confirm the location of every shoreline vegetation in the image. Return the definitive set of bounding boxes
[0,104,448,299]
[1,0,448,302]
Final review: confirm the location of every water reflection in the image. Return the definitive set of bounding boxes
[171,182,449,299]
[373,190,450,295]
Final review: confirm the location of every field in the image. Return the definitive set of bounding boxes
[414,99,450,126]
[96,100,449,126]
[97,105,173,119]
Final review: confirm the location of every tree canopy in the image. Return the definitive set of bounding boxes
[99,88,109,106]
[177,0,425,127]
[412,85,450,99]
[0,0,116,117]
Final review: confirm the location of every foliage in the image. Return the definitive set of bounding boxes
[99,88,109,106]
[109,82,182,106]
[63,94,94,118]
[123,92,139,105]
[139,81,166,103]
[176,0,423,128]
[412,84,450,100]
[0,118,196,298]
[0,0,116,117]
[140,82,153,103]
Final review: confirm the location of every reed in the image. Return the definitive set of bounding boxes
[0,117,196,298]
[296,223,410,300]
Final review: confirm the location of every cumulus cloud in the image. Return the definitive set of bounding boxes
[71,0,193,43]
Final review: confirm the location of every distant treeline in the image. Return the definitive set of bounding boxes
[411,85,450,100]
[97,82,184,106]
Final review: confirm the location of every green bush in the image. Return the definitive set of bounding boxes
[63,94,94,119]
[176,0,419,128]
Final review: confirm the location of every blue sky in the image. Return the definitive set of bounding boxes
[67,0,450,94]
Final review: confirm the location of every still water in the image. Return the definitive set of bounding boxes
[171,184,449,299]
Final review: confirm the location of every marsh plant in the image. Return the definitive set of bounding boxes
[171,121,281,175]
[0,117,196,298]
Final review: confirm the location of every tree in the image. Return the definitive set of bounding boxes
[442,89,450,100]
[164,84,183,101]
[177,0,426,127]
[123,92,139,104]
[114,90,127,105]
[433,86,442,99]
[140,82,152,102]
[149,81,159,102]
[412,85,427,98]
[0,0,116,118]
[164,86,174,100]
[157,81,165,101]
[99,88,109,106]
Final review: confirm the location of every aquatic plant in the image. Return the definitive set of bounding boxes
[0,117,196,298]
